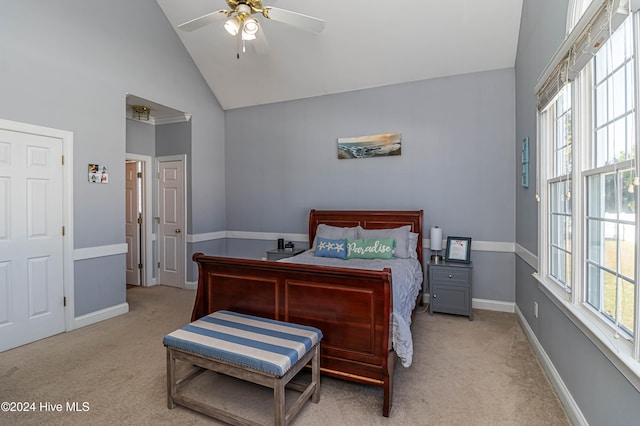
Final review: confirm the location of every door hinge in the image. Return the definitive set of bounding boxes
[157,261,161,268]
[156,217,160,224]
[137,172,142,178]
[61,155,65,166]
[137,215,142,225]
[138,263,143,270]
[63,296,67,307]
[157,172,160,179]
[62,226,65,236]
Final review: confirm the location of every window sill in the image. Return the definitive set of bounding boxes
[532,272,640,392]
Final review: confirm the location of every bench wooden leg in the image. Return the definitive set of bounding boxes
[166,347,176,409]
[312,344,320,404]
[274,377,285,426]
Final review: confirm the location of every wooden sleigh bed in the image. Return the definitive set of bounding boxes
[191,209,423,417]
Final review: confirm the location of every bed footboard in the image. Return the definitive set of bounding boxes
[191,253,396,416]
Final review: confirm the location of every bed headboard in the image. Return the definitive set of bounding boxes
[308,209,424,264]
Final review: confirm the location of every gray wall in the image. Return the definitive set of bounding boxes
[7,0,636,419]
[126,119,155,157]
[515,0,640,422]
[156,121,193,234]
[224,69,516,303]
[0,0,225,316]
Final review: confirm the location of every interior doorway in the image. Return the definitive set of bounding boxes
[125,160,142,286]
[124,154,154,287]
[156,155,186,288]
[125,93,191,290]
[0,119,73,352]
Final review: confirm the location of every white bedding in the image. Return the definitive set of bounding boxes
[279,250,423,367]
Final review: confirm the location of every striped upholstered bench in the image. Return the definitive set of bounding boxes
[163,310,322,426]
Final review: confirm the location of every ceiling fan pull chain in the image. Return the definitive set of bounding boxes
[236,29,241,59]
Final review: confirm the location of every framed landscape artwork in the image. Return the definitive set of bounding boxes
[338,133,402,159]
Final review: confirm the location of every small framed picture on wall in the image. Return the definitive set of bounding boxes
[88,164,109,184]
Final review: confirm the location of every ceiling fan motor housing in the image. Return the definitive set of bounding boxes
[226,0,264,15]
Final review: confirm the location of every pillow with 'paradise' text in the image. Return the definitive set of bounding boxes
[346,238,395,260]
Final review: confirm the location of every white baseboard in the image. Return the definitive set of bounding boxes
[473,298,515,313]
[515,305,587,426]
[144,278,158,287]
[184,281,197,290]
[422,293,515,314]
[73,303,129,329]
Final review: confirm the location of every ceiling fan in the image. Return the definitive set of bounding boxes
[177,0,325,56]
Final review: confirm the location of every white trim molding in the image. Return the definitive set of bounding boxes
[423,294,515,313]
[225,231,309,242]
[473,298,515,313]
[515,304,588,426]
[126,114,191,126]
[533,273,640,393]
[190,231,517,254]
[187,231,227,243]
[74,243,128,261]
[470,240,515,253]
[77,235,521,257]
[74,302,129,329]
[515,243,538,269]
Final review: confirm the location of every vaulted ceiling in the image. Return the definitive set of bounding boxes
[156,0,523,110]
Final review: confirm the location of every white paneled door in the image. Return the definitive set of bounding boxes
[0,127,64,352]
[158,158,184,288]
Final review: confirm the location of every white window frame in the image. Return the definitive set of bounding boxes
[547,86,573,292]
[535,1,640,391]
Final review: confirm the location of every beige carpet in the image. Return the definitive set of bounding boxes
[0,286,569,425]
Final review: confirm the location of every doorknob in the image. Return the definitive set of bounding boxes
[175,228,181,233]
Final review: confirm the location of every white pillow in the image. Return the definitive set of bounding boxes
[408,232,419,259]
[312,224,360,251]
[357,225,412,259]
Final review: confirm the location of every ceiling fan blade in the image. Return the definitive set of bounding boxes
[263,7,325,33]
[177,10,229,32]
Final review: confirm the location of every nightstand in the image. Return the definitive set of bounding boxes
[428,261,473,320]
[266,248,305,261]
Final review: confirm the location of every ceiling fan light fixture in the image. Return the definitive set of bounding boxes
[224,16,241,35]
[241,32,256,41]
[243,18,259,36]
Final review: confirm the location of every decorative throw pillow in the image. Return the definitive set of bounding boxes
[314,237,347,259]
[357,225,411,258]
[408,232,419,259]
[312,224,360,251]
[346,238,395,260]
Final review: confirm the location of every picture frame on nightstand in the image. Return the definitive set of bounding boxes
[445,237,472,263]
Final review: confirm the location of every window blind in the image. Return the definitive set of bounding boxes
[537,59,569,111]
[566,0,594,36]
[536,0,634,111]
